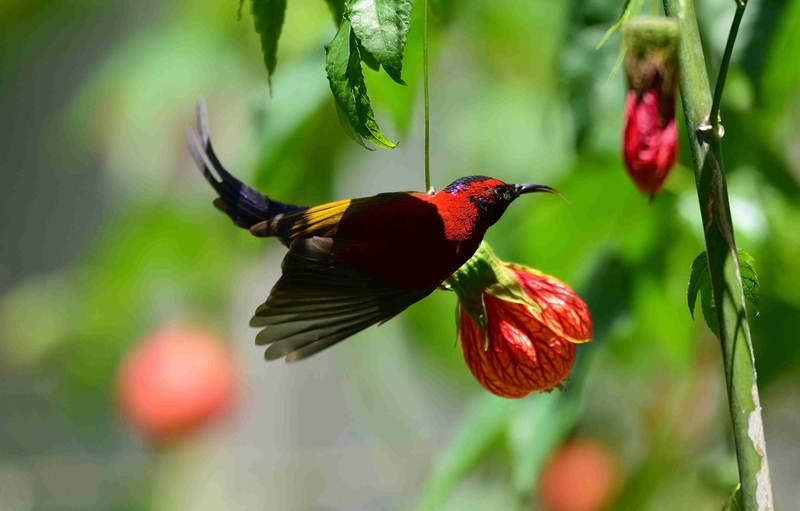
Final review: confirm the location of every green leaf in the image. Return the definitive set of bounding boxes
[325,20,397,149]
[359,42,382,71]
[738,250,760,314]
[346,0,412,85]
[687,250,760,336]
[324,0,346,23]
[721,484,743,511]
[687,251,709,320]
[596,0,638,50]
[251,0,287,91]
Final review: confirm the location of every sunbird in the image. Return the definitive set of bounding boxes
[186,100,558,362]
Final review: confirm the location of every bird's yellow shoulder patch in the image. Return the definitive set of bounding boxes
[266,192,415,243]
[275,199,352,241]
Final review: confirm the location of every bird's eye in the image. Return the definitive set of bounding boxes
[494,186,507,199]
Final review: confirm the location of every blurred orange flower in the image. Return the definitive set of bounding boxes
[116,323,238,444]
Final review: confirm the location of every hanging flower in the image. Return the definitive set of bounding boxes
[445,243,592,398]
[623,16,680,196]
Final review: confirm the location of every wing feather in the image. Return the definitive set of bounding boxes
[252,237,431,361]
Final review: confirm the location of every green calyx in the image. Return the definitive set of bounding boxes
[624,16,680,96]
[444,242,541,332]
[624,16,680,52]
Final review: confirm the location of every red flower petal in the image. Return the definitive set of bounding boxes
[459,295,576,398]
[510,267,593,343]
[623,90,678,194]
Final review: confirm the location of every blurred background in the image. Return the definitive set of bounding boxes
[2,0,799,509]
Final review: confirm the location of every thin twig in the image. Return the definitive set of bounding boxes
[709,0,747,134]
[423,0,431,192]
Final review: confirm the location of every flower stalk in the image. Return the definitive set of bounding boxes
[660,0,772,508]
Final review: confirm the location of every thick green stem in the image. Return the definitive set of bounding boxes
[661,0,772,509]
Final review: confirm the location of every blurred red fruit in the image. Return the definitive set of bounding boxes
[116,323,237,444]
[539,440,620,511]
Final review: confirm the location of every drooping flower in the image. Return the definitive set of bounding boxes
[445,243,592,398]
[623,16,680,196]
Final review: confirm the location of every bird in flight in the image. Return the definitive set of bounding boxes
[186,100,558,362]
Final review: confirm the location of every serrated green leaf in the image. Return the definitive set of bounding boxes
[347,0,412,85]
[738,250,760,314]
[251,0,287,90]
[687,249,718,334]
[359,42,382,71]
[721,484,743,511]
[687,250,760,336]
[325,20,396,149]
[324,0,346,23]
[687,251,709,320]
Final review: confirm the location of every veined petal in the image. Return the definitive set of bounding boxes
[459,294,576,398]
[507,265,593,343]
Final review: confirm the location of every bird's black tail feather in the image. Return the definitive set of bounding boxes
[185,99,307,229]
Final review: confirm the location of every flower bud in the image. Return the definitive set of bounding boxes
[623,16,680,196]
[446,243,592,398]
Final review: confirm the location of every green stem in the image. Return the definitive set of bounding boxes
[661,0,772,509]
[423,0,431,192]
[709,0,747,131]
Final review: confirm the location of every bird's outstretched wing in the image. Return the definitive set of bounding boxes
[251,237,432,362]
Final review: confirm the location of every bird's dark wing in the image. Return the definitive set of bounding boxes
[250,237,432,362]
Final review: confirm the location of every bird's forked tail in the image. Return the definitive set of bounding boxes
[185,99,307,230]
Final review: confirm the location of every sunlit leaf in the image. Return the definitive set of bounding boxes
[325,19,396,149]
[347,0,412,85]
[251,0,287,90]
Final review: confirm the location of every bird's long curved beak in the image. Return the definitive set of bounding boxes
[513,183,568,202]
[514,183,559,195]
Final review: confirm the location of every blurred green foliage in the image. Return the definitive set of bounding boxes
[2,0,800,509]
